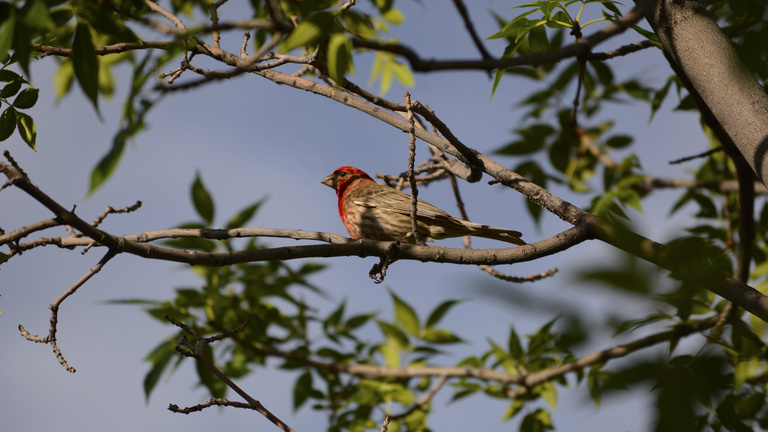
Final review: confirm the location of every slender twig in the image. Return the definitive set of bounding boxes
[167,317,296,432]
[506,313,722,397]
[240,33,251,58]
[447,173,556,282]
[451,0,493,61]
[145,0,187,30]
[209,0,229,49]
[643,177,768,194]
[390,375,447,420]
[586,40,658,60]
[711,158,756,340]
[0,218,61,246]
[34,41,181,57]
[340,0,356,11]
[405,91,425,245]
[170,398,253,413]
[669,147,723,164]
[91,201,143,228]
[18,249,117,372]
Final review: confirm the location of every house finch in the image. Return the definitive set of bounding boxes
[321,166,525,245]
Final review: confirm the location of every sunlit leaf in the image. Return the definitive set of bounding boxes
[15,111,35,150]
[283,12,335,51]
[327,33,353,84]
[391,291,420,335]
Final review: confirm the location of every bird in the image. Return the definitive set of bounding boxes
[321,166,525,245]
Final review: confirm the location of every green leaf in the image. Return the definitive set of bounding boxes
[377,320,409,348]
[54,61,75,101]
[196,343,226,398]
[0,106,17,141]
[293,371,313,410]
[143,338,178,401]
[0,7,15,61]
[0,69,20,82]
[391,291,420,335]
[71,22,100,111]
[490,41,520,99]
[381,8,404,25]
[327,33,353,84]
[341,11,376,39]
[324,300,345,329]
[12,87,38,109]
[526,23,549,53]
[0,78,22,98]
[520,408,554,432]
[538,381,558,409]
[651,76,674,120]
[425,299,464,328]
[19,0,53,29]
[225,198,265,229]
[191,172,215,225]
[507,326,524,361]
[282,12,335,51]
[89,135,125,193]
[418,328,462,344]
[389,59,414,87]
[486,12,537,41]
[605,135,633,149]
[15,111,35,150]
[501,399,525,422]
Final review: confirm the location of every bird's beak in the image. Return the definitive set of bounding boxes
[321,174,336,189]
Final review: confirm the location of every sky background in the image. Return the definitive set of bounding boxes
[1,1,712,431]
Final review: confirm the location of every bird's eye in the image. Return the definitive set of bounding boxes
[339,171,348,177]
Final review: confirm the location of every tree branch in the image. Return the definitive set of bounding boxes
[350,7,644,72]
[636,0,768,187]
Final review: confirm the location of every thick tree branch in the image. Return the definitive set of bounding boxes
[636,0,768,187]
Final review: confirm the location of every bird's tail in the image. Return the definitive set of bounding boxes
[462,221,526,245]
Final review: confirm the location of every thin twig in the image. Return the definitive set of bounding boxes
[586,40,658,60]
[405,91,425,245]
[390,375,447,420]
[145,0,187,30]
[91,201,143,228]
[209,0,229,49]
[240,33,250,58]
[669,147,723,164]
[166,317,296,432]
[451,0,492,61]
[340,0,356,11]
[18,249,117,372]
[350,7,645,72]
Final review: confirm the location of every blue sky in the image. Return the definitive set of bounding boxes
[1,1,709,431]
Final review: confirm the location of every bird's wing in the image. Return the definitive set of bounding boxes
[348,185,454,219]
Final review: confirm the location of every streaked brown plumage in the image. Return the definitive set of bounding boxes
[321,166,525,245]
